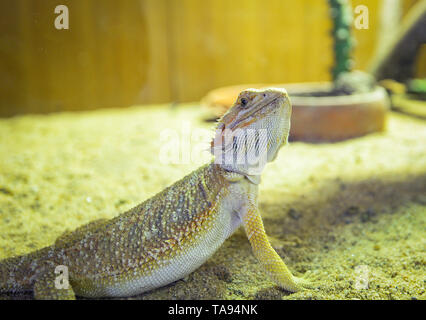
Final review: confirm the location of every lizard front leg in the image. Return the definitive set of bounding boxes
[241,205,312,292]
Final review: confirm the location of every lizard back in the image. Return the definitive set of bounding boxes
[62,162,234,297]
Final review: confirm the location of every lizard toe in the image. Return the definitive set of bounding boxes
[292,273,319,290]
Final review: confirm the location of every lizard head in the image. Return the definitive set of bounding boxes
[211,88,292,177]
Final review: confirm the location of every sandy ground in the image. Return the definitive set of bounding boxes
[0,103,425,300]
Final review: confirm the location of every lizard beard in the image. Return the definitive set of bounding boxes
[211,113,289,177]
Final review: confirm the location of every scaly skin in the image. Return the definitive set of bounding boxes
[0,88,313,299]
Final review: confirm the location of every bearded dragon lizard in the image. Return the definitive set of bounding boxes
[0,88,313,299]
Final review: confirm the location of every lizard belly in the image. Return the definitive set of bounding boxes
[101,198,240,297]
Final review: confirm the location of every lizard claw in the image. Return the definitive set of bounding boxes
[292,271,319,290]
[293,276,315,290]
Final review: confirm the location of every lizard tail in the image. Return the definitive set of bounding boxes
[0,246,53,294]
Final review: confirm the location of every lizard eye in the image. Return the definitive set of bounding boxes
[240,98,248,107]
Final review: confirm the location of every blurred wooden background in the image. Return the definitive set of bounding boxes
[0,0,424,116]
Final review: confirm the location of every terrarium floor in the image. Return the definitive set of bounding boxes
[0,103,425,300]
